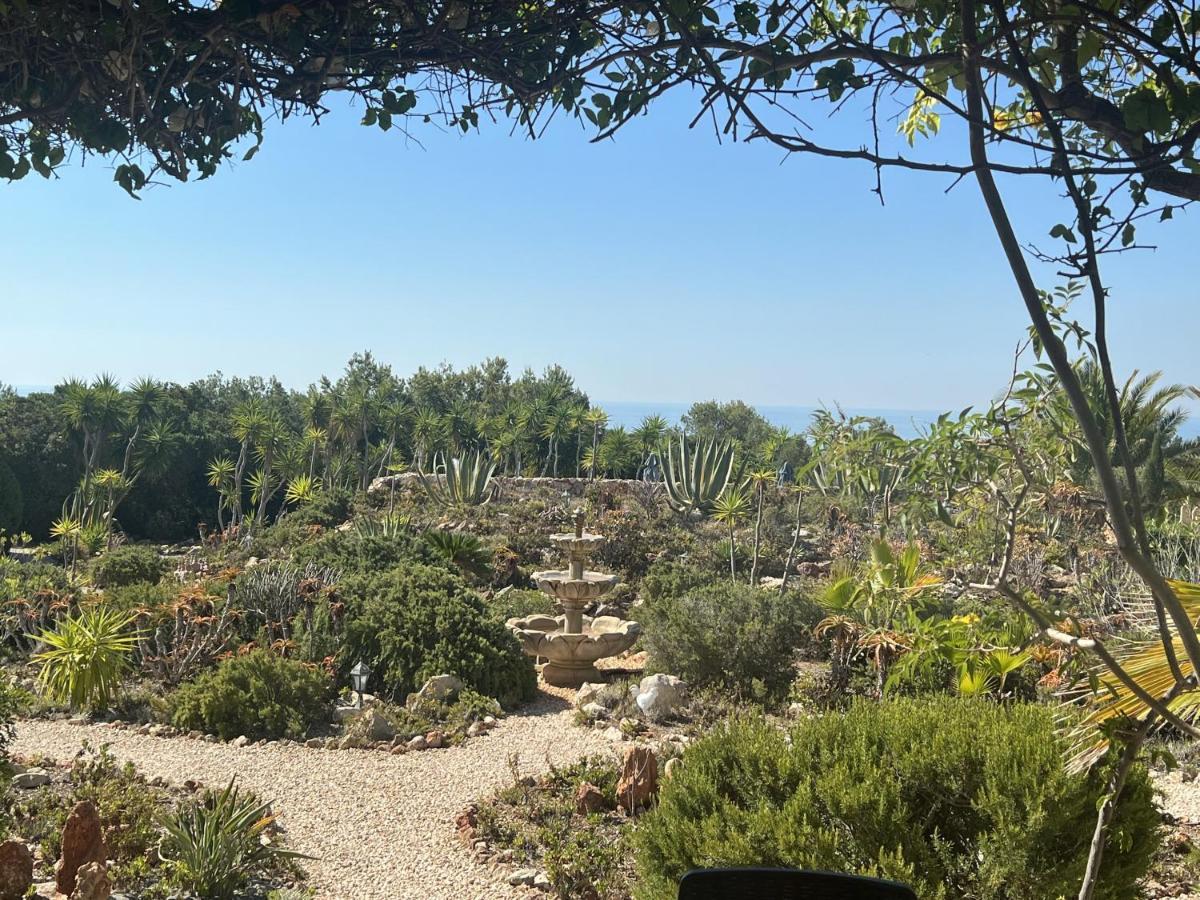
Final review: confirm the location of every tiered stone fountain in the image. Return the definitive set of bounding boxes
[507,509,642,687]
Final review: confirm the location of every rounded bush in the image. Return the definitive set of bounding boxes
[639,579,822,701]
[167,649,332,741]
[635,698,1160,900]
[89,545,168,588]
[342,562,536,708]
[292,529,434,576]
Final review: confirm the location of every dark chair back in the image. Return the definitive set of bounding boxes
[679,868,918,900]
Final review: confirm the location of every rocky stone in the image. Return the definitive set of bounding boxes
[407,735,428,751]
[663,757,680,781]
[69,861,110,900]
[466,722,484,738]
[202,734,218,743]
[0,839,32,900]
[55,801,107,896]
[424,730,444,749]
[482,715,497,728]
[508,869,537,887]
[407,674,464,709]
[305,738,324,749]
[533,871,551,891]
[231,735,250,748]
[580,702,609,720]
[602,726,624,742]
[355,709,396,743]
[634,674,686,720]
[12,768,51,790]
[616,745,658,813]
[574,682,606,708]
[574,782,608,814]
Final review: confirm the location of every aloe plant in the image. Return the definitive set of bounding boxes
[416,451,497,507]
[662,435,737,516]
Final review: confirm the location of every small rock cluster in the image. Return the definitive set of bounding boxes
[0,799,112,900]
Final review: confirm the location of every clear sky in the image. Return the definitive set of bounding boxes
[2,89,1196,413]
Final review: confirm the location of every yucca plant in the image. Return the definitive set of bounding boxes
[159,778,309,899]
[423,529,492,580]
[416,451,496,507]
[662,435,737,516]
[711,486,752,581]
[284,473,321,506]
[34,606,140,711]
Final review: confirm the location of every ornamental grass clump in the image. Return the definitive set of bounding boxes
[634,697,1160,900]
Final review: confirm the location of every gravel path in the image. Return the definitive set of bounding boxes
[13,690,611,900]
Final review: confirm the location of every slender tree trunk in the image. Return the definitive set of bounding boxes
[728,521,737,581]
[256,445,274,526]
[750,485,765,586]
[780,491,804,595]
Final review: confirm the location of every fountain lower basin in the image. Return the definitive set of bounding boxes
[506,613,643,686]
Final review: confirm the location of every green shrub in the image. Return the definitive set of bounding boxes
[639,580,822,701]
[489,588,556,623]
[635,698,1160,900]
[34,606,140,711]
[167,649,332,741]
[342,563,536,707]
[89,545,168,588]
[638,560,712,603]
[293,529,434,577]
[101,580,176,616]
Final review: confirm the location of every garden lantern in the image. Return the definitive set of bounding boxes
[350,660,371,708]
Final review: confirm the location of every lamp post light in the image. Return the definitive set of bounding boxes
[350,660,371,709]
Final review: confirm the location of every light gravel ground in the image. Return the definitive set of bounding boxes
[13,689,611,900]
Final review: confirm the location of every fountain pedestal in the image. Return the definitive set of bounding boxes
[506,510,641,687]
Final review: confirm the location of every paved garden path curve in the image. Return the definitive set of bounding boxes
[13,690,611,900]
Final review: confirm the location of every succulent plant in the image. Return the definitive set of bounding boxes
[416,451,497,507]
[662,435,737,516]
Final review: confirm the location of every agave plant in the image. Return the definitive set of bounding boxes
[159,778,309,899]
[423,529,492,579]
[662,435,737,516]
[416,451,497,507]
[352,512,411,539]
[34,606,140,711]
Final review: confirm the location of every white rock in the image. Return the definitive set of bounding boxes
[533,871,552,890]
[407,735,428,751]
[575,682,606,708]
[232,735,251,748]
[13,767,50,789]
[509,869,537,886]
[634,674,686,720]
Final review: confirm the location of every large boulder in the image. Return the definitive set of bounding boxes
[55,801,107,896]
[634,673,686,720]
[0,839,32,900]
[406,674,464,709]
[616,745,658,813]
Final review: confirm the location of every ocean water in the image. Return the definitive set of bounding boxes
[600,401,943,440]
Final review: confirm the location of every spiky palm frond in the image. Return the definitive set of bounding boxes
[1068,579,1200,771]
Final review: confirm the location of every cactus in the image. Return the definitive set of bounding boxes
[663,435,737,516]
[416,451,497,507]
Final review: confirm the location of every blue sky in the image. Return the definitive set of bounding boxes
[2,89,1196,413]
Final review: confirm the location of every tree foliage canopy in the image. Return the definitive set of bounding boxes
[3,0,1198,211]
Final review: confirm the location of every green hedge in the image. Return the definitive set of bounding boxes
[635,698,1160,900]
[342,562,536,708]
